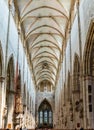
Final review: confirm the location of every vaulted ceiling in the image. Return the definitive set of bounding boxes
[15,0,75,90]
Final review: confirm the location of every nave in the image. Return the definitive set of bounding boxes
[0,0,94,130]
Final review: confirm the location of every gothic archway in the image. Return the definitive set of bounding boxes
[4,56,15,128]
[14,69,23,129]
[72,54,81,128]
[73,54,80,99]
[23,83,26,106]
[23,83,26,114]
[83,20,94,128]
[38,99,53,128]
[27,91,30,110]
[67,71,71,102]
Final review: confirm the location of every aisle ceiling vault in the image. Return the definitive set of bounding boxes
[15,0,74,90]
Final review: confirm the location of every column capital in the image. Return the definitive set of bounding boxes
[9,90,16,94]
[76,0,80,8]
[77,0,79,4]
[8,0,13,9]
[83,75,94,80]
[0,76,5,83]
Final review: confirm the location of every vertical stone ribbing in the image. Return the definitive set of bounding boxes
[22,39,25,98]
[77,0,82,61]
[14,23,20,129]
[3,2,11,128]
[69,6,74,129]
[64,51,66,105]
[69,8,72,103]
[77,0,83,98]
[77,0,84,127]
[4,2,11,108]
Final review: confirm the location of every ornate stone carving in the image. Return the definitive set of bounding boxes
[75,99,83,118]
[0,76,5,83]
[75,100,80,112]
[15,95,23,114]
[69,102,73,121]
[3,106,7,118]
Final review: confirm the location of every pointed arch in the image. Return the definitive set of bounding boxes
[83,19,94,116]
[5,54,15,128]
[23,83,27,106]
[67,71,71,101]
[73,53,80,91]
[83,20,94,76]
[73,54,80,74]
[7,54,15,90]
[38,99,53,128]
[39,99,52,111]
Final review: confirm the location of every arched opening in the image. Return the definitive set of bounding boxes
[84,21,94,76]
[4,56,14,128]
[64,83,66,104]
[30,97,32,113]
[23,83,26,106]
[73,54,80,99]
[23,83,26,115]
[14,69,23,129]
[38,99,53,128]
[27,92,30,110]
[67,71,71,102]
[83,20,94,128]
[72,54,81,128]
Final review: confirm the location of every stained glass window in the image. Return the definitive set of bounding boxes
[38,100,53,128]
[40,111,43,124]
[44,110,48,123]
[49,111,52,124]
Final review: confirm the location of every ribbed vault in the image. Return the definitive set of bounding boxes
[15,0,73,90]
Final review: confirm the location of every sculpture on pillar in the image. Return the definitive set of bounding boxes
[3,106,7,118]
[79,99,83,118]
[74,99,83,118]
[69,102,73,121]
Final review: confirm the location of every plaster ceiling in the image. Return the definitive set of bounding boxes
[16,0,74,90]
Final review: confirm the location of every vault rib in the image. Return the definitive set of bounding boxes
[26,25,64,40]
[21,6,68,21]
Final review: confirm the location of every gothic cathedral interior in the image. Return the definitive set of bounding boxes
[0,0,94,129]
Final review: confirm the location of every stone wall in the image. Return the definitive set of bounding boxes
[0,0,36,129]
[36,91,55,126]
[55,0,94,129]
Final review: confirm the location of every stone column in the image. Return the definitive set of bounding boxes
[7,89,15,129]
[83,76,94,129]
[23,104,26,128]
[0,76,5,128]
